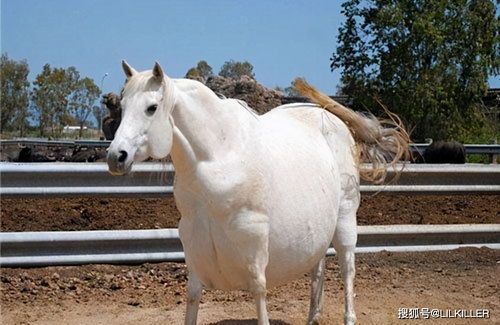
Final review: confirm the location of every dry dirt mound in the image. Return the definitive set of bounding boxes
[205,75,284,114]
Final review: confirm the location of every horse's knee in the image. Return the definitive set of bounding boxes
[248,266,267,294]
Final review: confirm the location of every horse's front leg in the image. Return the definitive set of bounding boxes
[227,210,270,325]
[184,267,202,325]
[252,267,269,325]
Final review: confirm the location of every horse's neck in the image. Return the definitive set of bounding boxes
[170,79,255,173]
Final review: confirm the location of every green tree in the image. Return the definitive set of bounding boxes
[276,77,305,97]
[185,60,213,81]
[331,0,499,142]
[32,64,70,136]
[218,60,255,79]
[196,60,213,79]
[31,64,86,137]
[185,67,201,80]
[0,54,31,136]
[69,77,101,138]
[31,64,53,136]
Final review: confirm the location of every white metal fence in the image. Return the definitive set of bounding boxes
[2,225,499,267]
[1,162,499,267]
[1,162,499,197]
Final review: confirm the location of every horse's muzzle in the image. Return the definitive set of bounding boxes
[107,149,133,176]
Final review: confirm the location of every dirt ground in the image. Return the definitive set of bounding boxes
[1,195,498,324]
[1,248,498,324]
[1,194,499,232]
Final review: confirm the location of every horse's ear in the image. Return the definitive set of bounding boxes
[122,60,137,80]
[152,62,164,83]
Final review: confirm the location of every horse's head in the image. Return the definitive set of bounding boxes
[107,61,175,175]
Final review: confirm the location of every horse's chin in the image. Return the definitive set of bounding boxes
[108,162,133,176]
[109,170,128,176]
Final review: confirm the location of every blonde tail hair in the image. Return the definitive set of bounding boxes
[294,79,410,184]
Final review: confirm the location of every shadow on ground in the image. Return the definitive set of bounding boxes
[209,319,291,325]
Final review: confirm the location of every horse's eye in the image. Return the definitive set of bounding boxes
[146,104,158,116]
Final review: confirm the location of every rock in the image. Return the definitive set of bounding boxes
[1,276,12,284]
[109,283,122,291]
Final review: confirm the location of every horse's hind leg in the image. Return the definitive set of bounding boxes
[333,239,356,325]
[307,257,326,325]
[333,197,358,325]
[184,268,202,325]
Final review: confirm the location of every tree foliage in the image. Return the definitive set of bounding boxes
[1,55,102,138]
[185,67,201,80]
[30,64,100,137]
[331,0,499,142]
[185,60,213,81]
[31,64,77,136]
[276,77,306,96]
[69,77,101,137]
[0,54,30,136]
[196,60,213,79]
[219,60,255,79]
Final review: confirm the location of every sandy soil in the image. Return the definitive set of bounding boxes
[1,194,498,232]
[1,193,498,324]
[1,248,498,324]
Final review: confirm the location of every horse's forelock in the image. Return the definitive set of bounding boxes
[122,71,177,117]
[122,71,162,98]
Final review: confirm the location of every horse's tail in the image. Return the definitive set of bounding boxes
[294,79,410,184]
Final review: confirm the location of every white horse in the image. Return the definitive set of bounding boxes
[107,61,409,325]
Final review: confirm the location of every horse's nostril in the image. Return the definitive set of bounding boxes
[118,150,128,163]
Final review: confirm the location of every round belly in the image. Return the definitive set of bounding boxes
[264,203,338,288]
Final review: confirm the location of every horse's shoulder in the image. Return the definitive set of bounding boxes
[179,158,265,213]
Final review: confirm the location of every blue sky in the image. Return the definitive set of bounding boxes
[1,0,346,95]
[1,0,498,99]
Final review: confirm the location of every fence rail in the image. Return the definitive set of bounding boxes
[2,140,499,155]
[410,143,500,155]
[1,162,499,197]
[1,224,499,267]
[1,162,498,267]
[0,139,111,147]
